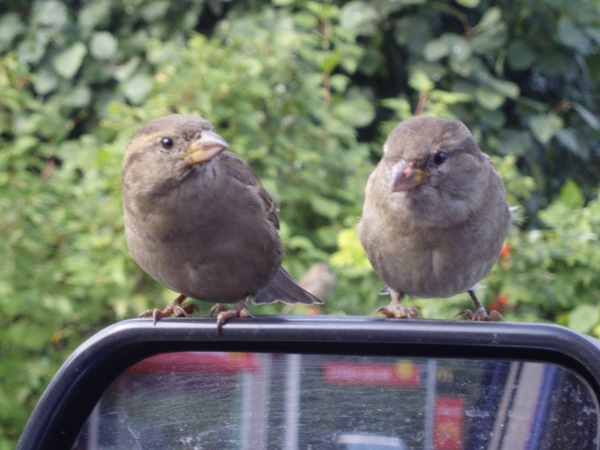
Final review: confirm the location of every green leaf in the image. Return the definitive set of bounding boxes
[424,38,448,61]
[555,129,589,160]
[379,0,426,16]
[121,72,153,104]
[489,79,519,98]
[410,60,447,81]
[529,114,563,143]
[16,34,48,64]
[409,71,434,92]
[429,90,472,104]
[310,196,342,219]
[475,86,505,110]
[456,0,480,6]
[53,42,88,79]
[61,84,92,108]
[329,74,350,92]
[141,1,171,21]
[572,103,600,130]
[394,16,432,54]
[333,88,375,127]
[0,13,25,52]
[471,8,506,53]
[90,32,118,60]
[34,0,68,28]
[381,98,411,117]
[114,58,140,81]
[6,322,51,352]
[558,17,588,51]
[33,67,60,95]
[445,34,472,63]
[559,179,585,209]
[507,41,536,70]
[568,304,599,334]
[449,58,477,77]
[319,52,342,73]
[78,1,112,33]
[476,108,505,129]
[339,1,379,37]
[471,24,507,54]
[476,6,502,29]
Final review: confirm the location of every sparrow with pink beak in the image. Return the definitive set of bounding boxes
[359,116,511,320]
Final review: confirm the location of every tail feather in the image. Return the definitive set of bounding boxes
[254,267,323,305]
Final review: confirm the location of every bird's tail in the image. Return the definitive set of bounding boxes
[253,267,324,305]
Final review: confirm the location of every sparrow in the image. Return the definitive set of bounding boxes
[358,116,511,320]
[122,114,322,332]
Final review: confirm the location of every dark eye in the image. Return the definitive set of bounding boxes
[433,150,447,165]
[160,137,174,150]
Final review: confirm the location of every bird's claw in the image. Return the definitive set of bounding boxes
[376,289,420,319]
[174,304,199,317]
[457,307,503,321]
[215,300,254,334]
[137,294,193,325]
[377,304,421,319]
[208,303,227,317]
[137,308,173,325]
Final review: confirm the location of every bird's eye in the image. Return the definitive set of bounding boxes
[160,137,174,150]
[433,150,447,165]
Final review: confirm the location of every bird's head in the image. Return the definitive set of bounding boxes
[122,114,229,195]
[382,116,482,194]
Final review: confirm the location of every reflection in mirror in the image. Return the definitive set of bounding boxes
[73,352,599,449]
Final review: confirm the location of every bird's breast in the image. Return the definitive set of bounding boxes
[360,201,507,298]
[123,181,282,302]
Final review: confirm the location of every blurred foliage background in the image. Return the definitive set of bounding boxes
[1,0,599,446]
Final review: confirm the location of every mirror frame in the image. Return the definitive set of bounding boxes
[17,316,600,450]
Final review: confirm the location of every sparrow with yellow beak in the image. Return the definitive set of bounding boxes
[122,114,322,332]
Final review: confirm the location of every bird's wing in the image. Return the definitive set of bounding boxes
[222,151,279,230]
[221,153,320,305]
[253,267,324,305]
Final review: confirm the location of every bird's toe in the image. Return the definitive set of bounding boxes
[457,307,503,321]
[173,304,198,318]
[215,298,254,334]
[209,303,227,317]
[377,303,420,319]
[137,293,190,325]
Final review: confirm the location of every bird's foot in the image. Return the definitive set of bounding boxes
[456,307,503,321]
[377,289,421,319]
[214,298,254,334]
[138,294,195,325]
[378,303,421,319]
[458,290,503,321]
[208,303,227,317]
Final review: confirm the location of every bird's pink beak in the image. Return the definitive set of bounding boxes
[183,130,229,165]
[390,160,429,192]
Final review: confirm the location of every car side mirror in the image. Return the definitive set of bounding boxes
[18,317,600,449]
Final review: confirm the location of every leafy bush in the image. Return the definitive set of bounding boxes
[493,180,600,333]
[1,0,599,446]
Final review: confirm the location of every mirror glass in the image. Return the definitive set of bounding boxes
[73,352,599,449]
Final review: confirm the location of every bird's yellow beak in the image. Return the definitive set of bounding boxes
[183,130,229,165]
[390,160,429,192]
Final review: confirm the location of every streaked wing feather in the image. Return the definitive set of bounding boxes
[223,152,279,230]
